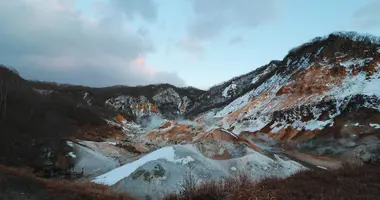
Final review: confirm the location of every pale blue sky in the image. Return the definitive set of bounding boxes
[1,0,380,89]
[139,0,380,89]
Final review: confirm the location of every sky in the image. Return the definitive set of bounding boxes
[1,0,380,89]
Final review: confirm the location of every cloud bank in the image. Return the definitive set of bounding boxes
[0,0,186,87]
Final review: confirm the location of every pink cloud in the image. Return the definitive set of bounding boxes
[132,57,156,76]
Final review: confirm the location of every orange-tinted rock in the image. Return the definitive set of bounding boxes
[276,86,292,96]
[160,121,172,129]
[363,61,377,77]
[150,104,160,113]
[115,114,125,122]
[205,129,238,143]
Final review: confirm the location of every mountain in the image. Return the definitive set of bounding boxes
[0,31,380,199]
[31,81,205,121]
[192,31,380,163]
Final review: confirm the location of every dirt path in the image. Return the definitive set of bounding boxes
[283,151,342,170]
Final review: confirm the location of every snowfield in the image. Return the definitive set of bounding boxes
[222,83,237,98]
[92,146,194,186]
[92,143,307,195]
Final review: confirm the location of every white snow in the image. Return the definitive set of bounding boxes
[329,70,380,99]
[231,167,237,171]
[251,76,260,84]
[370,123,380,129]
[92,146,195,186]
[173,156,195,165]
[33,88,53,96]
[340,58,372,68]
[222,83,237,98]
[215,90,253,117]
[354,122,360,127]
[234,117,270,134]
[159,123,175,133]
[68,152,77,158]
[93,147,176,185]
[269,119,333,133]
[66,141,74,147]
[377,47,380,53]
[107,141,117,146]
[317,166,328,170]
[293,119,333,131]
[316,47,324,56]
[105,119,122,128]
[271,126,284,133]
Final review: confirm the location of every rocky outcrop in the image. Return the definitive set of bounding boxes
[105,95,159,118]
[104,88,194,119]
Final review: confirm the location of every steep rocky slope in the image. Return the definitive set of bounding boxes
[193,32,380,163]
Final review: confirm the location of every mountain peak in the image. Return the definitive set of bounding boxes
[285,31,380,61]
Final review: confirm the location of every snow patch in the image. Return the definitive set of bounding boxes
[340,58,372,68]
[215,90,253,117]
[33,88,53,96]
[173,156,195,165]
[159,123,176,133]
[370,123,380,129]
[234,117,270,134]
[329,71,380,99]
[222,83,237,98]
[93,146,195,186]
[251,76,260,84]
[68,152,76,158]
[66,141,74,147]
[292,119,333,131]
[316,47,324,56]
[108,141,117,146]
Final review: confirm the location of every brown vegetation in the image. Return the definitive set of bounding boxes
[76,124,125,142]
[165,164,380,200]
[1,161,380,200]
[0,165,135,200]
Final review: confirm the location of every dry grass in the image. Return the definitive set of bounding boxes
[1,163,380,200]
[164,164,380,200]
[0,165,135,200]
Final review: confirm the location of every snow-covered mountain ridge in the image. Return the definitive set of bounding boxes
[192,32,380,160]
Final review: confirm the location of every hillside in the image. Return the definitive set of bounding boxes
[0,65,204,177]
[193,31,380,163]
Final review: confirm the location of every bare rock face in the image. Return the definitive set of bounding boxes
[153,88,191,116]
[104,88,194,119]
[105,96,159,118]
